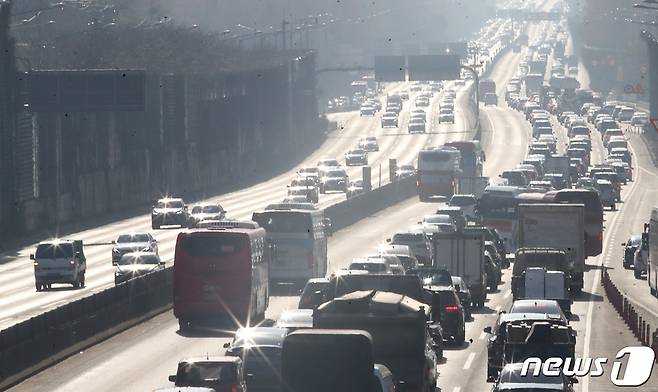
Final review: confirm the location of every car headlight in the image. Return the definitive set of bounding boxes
[142,247,152,252]
[112,248,120,254]
[176,210,183,214]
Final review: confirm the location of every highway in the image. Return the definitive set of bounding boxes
[5,5,658,392]
[0,74,479,330]
[4,16,558,392]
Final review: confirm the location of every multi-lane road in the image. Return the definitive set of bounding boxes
[5,10,658,392]
[0,76,475,331]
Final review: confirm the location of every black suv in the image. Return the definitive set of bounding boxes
[426,285,466,344]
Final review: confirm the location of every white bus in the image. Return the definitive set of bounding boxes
[252,203,330,286]
[417,147,461,201]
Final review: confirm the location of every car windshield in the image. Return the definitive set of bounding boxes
[349,149,365,155]
[424,214,452,224]
[509,301,563,318]
[449,196,476,206]
[299,167,318,174]
[35,243,74,259]
[156,200,183,209]
[117,234,150,243]
[349,262,387,273]
[408,268,452,286]
[326,170,347,177]
[202,205,222,213]
[400,165,414,171]
[176,362,237,385]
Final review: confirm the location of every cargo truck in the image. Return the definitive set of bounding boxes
[313,290,438,392]
[513,263,572,315]
[516,204,585,293]
[524,73,544,95]
[281,329,378,392]
[479,79,497,101]
[431,232,487,308]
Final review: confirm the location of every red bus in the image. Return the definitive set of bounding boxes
[543,189,603,257]
[174,221,269,331]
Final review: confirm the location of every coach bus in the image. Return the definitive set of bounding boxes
[649,208,658,297]
[417,146,462,201]
[252,203,329,286]
[477,186,525,250]
[173,220,269,331]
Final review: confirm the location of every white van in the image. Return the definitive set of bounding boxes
[31,239,86,291]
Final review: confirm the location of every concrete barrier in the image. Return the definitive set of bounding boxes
[325,175,417,231]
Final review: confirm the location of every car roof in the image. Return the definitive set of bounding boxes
[179,356,242,364]
[230,327,288,349]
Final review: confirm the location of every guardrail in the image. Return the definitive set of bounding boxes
[0,175,419,390]
[601,268,658,362]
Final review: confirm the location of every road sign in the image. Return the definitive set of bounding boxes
[29,69,146,112]
[374,56,405,82]
[407,55,460,81]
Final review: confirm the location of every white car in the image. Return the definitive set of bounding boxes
[396,164,416,178]
[408,118,426,134]
[438,109,455,123]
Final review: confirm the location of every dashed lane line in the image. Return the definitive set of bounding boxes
[463,353,476,370]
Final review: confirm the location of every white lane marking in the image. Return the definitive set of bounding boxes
[640,166,658,179]
[452,387,462,392]
[504,289,511,299]
[479,332,487,340]
[495,305,501,312]
[463,352,476,370]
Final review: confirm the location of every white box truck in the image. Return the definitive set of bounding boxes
[431,232,487,308]
[517,204,585,293]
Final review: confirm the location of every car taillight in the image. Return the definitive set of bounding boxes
[231,385,239,392]
[445,305,459,312]
[598,231,603,242]
[417,179,420,188]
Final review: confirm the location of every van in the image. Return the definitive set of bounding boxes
[31,240,86,291]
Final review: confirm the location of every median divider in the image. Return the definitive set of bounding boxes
[0,175,419,390]
[325,175,417,231]
[601,268,658,362]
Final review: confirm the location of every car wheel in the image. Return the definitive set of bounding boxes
[634,269,642,279]
[80,273,85,288]
[178,319,190,332]
[35,282,42,292]
[455,326,466,344]
[152,221,160,230]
